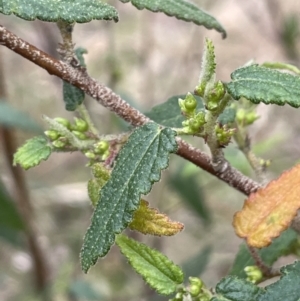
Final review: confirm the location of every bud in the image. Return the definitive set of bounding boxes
[52,140,66,148]
[206,81,225,111]
[84,151,96,159]
[184,93,197,112]
[44,130,60,141]
[244,266,263,283]
[194,82,206,97]
[54,117,71,129]
[94,141,109,154]
[73,117,89,132]
[72,130,87,140]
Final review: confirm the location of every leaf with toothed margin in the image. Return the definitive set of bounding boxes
[226,64,300,108]
[116,234,184,295]
[0,0,119,23]
[118,0,226,38]
[80,123,177,273]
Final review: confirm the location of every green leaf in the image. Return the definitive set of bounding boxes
[119,0,226,38]
[260,261,300,301]
[13,136,52,170]
[63,48,87,111]
[63,81,85,111]
[229,229,298,278]
[116,234,184,295]
[0,102,42,133]
[226,64,300,108]
[145,95,203,128]
[0,0,119,23]
[81,123,177,272]
[212,276,264,301]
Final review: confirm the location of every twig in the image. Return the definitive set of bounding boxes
[0,24,261,196]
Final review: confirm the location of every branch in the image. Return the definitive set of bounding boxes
[0,24,260,196]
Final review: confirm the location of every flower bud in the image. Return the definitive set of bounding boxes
[84,151,96,159]
[244,266,263,283]
[52,140,66,148]
[72,130,87,140]
[184,93,197,112]
[54,117,71,129]
[44,130,60,141]
[73,117,89,132]
[94,141,109,154]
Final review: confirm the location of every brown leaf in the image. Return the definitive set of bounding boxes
[129,200,184,236]
[233,164,300,248]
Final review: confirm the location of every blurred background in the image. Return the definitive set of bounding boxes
[1,0,300,300]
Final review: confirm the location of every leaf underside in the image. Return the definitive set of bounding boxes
[0,0,119,23]
[80,123,177,273]
[119,0,226,38]
[129,199,184,236]
[116,234,184,295]
[13,136,52,170]
[233,164,300,248]
[226,64,300,108]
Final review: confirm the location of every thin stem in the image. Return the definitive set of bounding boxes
[247,245,281,279]
[0,24,261,196]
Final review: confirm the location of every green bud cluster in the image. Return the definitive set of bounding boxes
[182,111,206,134]
[236,108,259,126]
[215,124,235,147]
[244,266,263,283]
[169,277,211,301]
[205,81,225,111]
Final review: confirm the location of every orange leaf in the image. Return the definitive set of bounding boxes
[233,164,300,248]
[129,200,184,236]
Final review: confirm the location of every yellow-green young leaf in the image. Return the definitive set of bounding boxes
[119,0,226,38]
[129,200,184,236]
[233,164,300,248]
[0,0,119,23]
[13,136,52,170]
[116,234,184,295]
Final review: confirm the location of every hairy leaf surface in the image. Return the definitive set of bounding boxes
[119,0,226,38]
[226,65,300,108]
[81,123,177,272]
[260,261,300,301]
[229,229,298,278]
[212,276,264,301]
[13,136,52,170]
[129,199,184,236]
[0,0,119,23]
[233,164,300,248]
[116,234,184,295]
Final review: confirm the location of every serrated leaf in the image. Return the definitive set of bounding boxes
[116,234,184,295]
[119,0,226,38]
[233,164,300,248]
[212,276,264,301]
[226,65,300,108]
[0,101,42,133]
[0,0,119,23]
[63,47,87,111]
[229,229,298,278]
[13,136,52,170]
[129,199,184,236]
[260,261,300,301]
[81,123,177,272]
